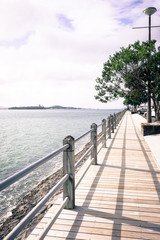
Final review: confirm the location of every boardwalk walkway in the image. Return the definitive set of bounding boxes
[28,111,160,240]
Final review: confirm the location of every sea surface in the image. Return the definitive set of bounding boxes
[0,108,120,223]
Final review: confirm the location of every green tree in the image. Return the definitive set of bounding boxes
[95,40,160,120]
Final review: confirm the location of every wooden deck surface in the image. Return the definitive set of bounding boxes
[28,111,160,240]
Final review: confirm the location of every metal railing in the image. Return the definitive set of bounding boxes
[1,109,126,240]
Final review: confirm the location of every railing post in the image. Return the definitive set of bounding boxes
[111,115,114,133]
[117,113,119,125]
[119,112,121,123]
[113,113,116,129]
[91,123,97,165]
[108,116,111,139]
[115,113,118,126]
[63,136,75,209]
[102,119,106,148]
[118,113,119,123]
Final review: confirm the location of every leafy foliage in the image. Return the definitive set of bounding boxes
[95,40,160,119]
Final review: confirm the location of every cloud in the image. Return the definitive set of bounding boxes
[0,0,160,108]
[57,14,75,31]
[0,31,34,49]
[118,18,133,26]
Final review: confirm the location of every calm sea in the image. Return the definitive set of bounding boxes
[0,108,120,222]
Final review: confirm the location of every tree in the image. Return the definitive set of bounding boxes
[95,40,160,121]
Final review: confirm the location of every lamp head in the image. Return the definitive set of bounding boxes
[143,7,157,16]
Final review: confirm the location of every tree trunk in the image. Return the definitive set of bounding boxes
[153,98,160,122]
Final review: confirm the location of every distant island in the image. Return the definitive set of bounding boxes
[49,105,81,110]
[8,105,82,110]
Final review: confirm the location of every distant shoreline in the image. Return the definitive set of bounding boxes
[8,105,82,110]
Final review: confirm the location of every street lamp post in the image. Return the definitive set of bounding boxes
[133,7,159,123]
[143,7,157,42]
[143,7,157,123]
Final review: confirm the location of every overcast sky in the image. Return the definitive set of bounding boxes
[0,0,160,109]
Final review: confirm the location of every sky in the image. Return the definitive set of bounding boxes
[0,0,160,109]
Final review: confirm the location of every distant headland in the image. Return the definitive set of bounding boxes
[8,105,82,110]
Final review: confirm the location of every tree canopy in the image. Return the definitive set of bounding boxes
[95,40,160,119]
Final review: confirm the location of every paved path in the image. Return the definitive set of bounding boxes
[131,113,160,169]
[28,111,160,240]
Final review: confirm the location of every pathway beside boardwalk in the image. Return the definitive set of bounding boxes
[131,113,160,169]
[28,111,160,240]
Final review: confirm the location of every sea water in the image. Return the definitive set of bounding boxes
[0,108,120,222]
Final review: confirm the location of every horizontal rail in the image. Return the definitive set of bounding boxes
[75,145,93,170]
[75,129,92,143]
[97,144,103,155]
[106,126,109,131]
[38,197,69,240]
[97,134,104,145]
[4,173,69,240]
[97,123,102,128]
[0,144,69,191]
[75,158,93,189]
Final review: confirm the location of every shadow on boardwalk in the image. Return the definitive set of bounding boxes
[66,112,160,240]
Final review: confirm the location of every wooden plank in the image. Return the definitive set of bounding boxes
[27,112,160,240]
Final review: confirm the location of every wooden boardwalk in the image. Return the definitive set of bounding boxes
[28,111,160,240]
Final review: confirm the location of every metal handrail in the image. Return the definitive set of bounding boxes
[75,129,92,142]
[4,173,69,240]
[97,123,102,128]
[97,134,104,145]
[75,158,93,189]
[0,144,69,191]
[75,145,93,170]
[38,197,69,240]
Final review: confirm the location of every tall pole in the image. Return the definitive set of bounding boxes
[133,7,159,122]
[143,7,157,123]
[147,14,152,123]
[149,15,151,41]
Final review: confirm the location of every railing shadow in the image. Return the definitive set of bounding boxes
[65,112,124,239]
